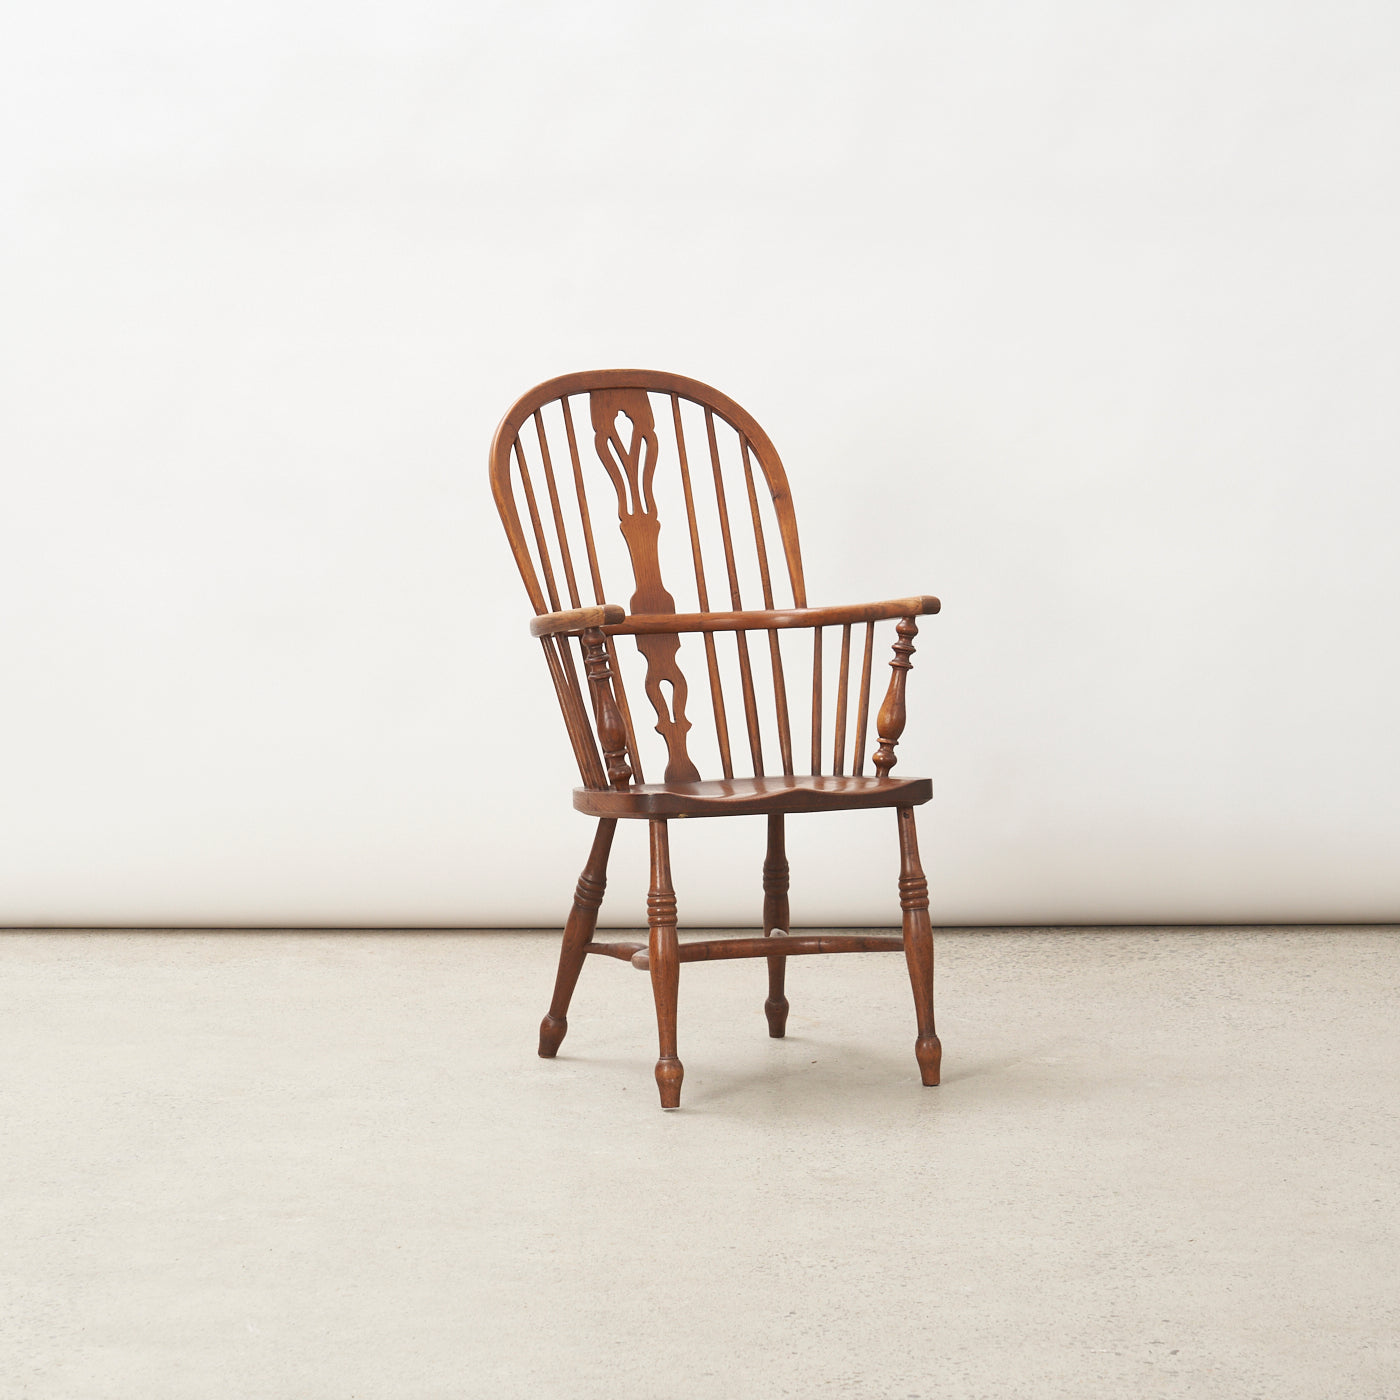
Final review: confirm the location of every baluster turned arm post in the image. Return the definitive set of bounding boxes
[873,616,919,779]
[581,626,634,791]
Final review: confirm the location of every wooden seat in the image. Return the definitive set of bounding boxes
[490,369,942,1108]
[573,774,932,819]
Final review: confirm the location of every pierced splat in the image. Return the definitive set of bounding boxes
[590,389,700,783]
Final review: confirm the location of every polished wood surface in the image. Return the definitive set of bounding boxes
[529,603,626,638]
[603,596,939,636]
[572,774,932,819]
[587,931,906,969]
[629,933,904,969]
[582,939,647,962]
[897,805,941,1085]
[538,818,615,1057]
[647,818,683,1109]
[580,627,633,791]
[590,389,701,783]
[763,813,790,1037]
[491,369,942,1108]
[874,616,919,779]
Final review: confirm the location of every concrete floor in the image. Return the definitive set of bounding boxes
[2,927,1397,1400]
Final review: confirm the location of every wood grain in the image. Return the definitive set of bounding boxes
[874,616,919,779]
[590,389,700,784]
[647,818,683,1108]
[573,773,932,819]
[538,818,616,1056]
[529,604,626,638]
[580,627,633,791]
[630,933,905,969]
[605,596,939,636]
[897,804,941,1086]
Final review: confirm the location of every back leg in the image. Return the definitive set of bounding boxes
[539,818,616,1058]
[763,813,791,1037]
[896,805,941,1085]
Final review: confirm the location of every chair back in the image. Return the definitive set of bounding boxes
[491,370,888,788]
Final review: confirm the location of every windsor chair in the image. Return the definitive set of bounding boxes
[490,369,941,1109]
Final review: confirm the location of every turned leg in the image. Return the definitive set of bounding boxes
[647,818,683,1108]
[538,818,617,1058]
[762,813,791,1037]
[896,805,941,1086]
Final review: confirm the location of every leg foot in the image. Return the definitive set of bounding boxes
[914,1034,942,1086]
[655,1055,684,1108]
[538,1014,568,1058]
[538,819,616,1059]
[648,819,684,1109]
[763,814,790,1038]
[764,993,789,1039]
[897,805,941,1088]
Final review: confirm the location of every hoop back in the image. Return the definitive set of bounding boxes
[491,371,807,787]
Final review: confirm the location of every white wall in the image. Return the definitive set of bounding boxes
[3,1,1398,927]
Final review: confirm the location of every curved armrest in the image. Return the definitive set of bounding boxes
[528,603,627,638]
[605,595,939,636]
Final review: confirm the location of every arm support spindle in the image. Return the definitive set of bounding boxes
[873,616,919,778]
[581,626,633,790]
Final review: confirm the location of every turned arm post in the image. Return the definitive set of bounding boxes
[872,616,919,779]
[580,626,634,791]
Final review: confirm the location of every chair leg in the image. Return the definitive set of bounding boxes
[762,813,791,1037]
[539,818,616,1058]
[647,818,684,1109]
[896,805,941,1086]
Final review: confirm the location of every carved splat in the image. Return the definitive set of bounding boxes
[590,389,700,783]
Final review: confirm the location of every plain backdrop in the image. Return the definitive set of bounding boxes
[2,1,1398,927]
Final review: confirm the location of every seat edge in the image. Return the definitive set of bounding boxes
[572,777,933,819]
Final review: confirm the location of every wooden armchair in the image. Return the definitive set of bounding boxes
[489,370,941,1109]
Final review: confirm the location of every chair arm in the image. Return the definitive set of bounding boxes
[605,595,939,636]
[529,604,627,637]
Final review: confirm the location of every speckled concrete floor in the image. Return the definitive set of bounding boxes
[2,927,1396,1399]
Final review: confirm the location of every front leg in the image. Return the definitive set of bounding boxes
[896,805,941,1085]
[647,818,684,1108]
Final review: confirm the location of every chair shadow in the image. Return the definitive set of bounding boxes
[582,1034,1075,1116]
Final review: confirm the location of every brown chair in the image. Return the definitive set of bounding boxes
[490,370,941,1109]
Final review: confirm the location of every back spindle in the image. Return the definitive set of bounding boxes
[832,623,852,776]
[672,395,733,778]
[706,409,764,775]
[514,438,560,613]
[561,396,606,605]
[533,409,581,609]
[740,437,795,772]
[540,636,606,789]
[852,621,875,776]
